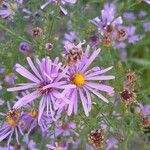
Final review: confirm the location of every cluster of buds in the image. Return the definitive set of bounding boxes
[101,25,127,47]
[120,72,137,106]
[88,128,105,150]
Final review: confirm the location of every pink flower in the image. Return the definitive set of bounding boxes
[60,45,115,116]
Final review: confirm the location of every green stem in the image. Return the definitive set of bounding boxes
[0,23,31,44]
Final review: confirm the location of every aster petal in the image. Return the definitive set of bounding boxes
[38,97,46,123]
[42,81,68,90]
[15,64,40,83]
[86,82,114,94]
[73,89,78,115]
[79,88,89,116]
[13,91,40,109]
[7,83,37,92]
[83,87,92,112]
[7,128,14,146]
[0,129,11,142]
[64,0,77,4]
[67,89,75,116]
[85,66,113,77]
[85,86,109,103]
[27,57,43,80]
[15,128,20,144]
[81,48,101,72]
[86,75,115,81]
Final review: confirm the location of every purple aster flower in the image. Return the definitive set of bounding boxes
[91,3,122,33]
[52,119,77,137]
[7,57,75,121]
[140,104,150,116]
[63,32,78,45]
[138,10,147,18]
[4,73,17,85]
[0,65,5,74]
[0,2,17,19]
[19,41,31,53]
[20,97,52,141]
[143,21,150,32]
[0,146,13,150]
[47,143,67,150]
[89,35,99,48]
[86,144,95,150]
[61,46,115,116]
[144,0,150,4]
[41,0,77,15]
[126,26,143,44]
[0,102,24,145]
[123,12,136,21]
[27,140,38,150]
[106,137,118,150]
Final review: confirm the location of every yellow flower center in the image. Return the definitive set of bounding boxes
[73,73,85,87]
[7,117,17,127]
[9,4,16,12]
[55,147,64,150]
[30,110,38,118]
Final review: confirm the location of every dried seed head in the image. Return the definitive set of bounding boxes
[31,27,43,39]
[141,115,150,128]
[101,35,112,47]
[127,72,136,83]
[120,89,136,106]
[105,25,115,35]
[14,144,21,150]
[116,29,126,41]
[88,128,105,150]
[64,48,83,65]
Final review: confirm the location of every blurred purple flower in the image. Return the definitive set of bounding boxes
[138,10,147,18]
[144,0,150,4]
[140,104,150,116]
[91,3,122,33]
[123,12,136,21]
[126,26,143,44]
[0,146,13,150]
[0,2,17,18]
[41,0,77,15]
[53,120,76,137]
[0,102,24,145]
[89,35,99,47]
[143,21,150,32]
[63,32,78,45]
[7,57,75,121]
[106,137,118,150]
[47,143,67,150]
[20,95,52,141]
[0,65,5,74]
[4,73,17,85]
